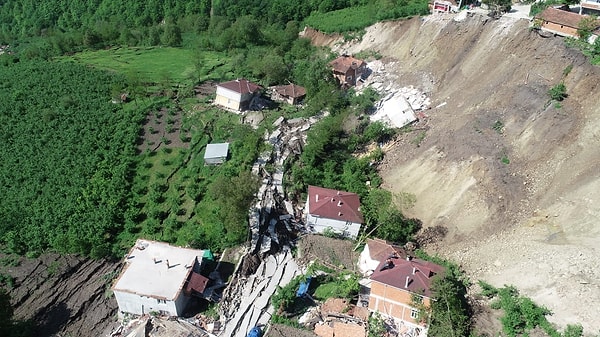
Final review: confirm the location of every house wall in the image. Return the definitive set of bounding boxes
[306,213,361,238]
[344,69,356,86]
[368,281,431,326]
[541,21,579,38]
[114,290,181,316]
[205,156,225,165]
[215,86,243,110]
[174,291,191,315]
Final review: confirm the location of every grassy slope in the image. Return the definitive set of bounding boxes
[59,46,231,85]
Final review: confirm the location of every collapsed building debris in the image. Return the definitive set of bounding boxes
[358,60,432,129]
[111,315,212,337]
[216,114,323,337]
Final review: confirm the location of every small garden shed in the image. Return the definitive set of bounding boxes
[204,143,229,165]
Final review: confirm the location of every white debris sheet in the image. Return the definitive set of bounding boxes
[219,251,301,337]
[360,60,431,128]
[370,93,417,128]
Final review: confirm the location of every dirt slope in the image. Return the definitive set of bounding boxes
[5,253,120,336]
[307,13,600,332]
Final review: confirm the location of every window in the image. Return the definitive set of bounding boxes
[410,308,419,319]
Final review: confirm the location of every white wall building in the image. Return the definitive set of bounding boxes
[215,79,261,112]
[112,240,210,317]
[305,186,364,238]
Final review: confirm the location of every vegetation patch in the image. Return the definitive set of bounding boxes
[548,82,567,101]
[0,60,141,258]
[478,281,584,337]
[415,251,472,337]
[303,0,429,34]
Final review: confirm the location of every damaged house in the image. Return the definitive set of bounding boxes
[305,185,364,239]
[271,83,306,105]
[366,255,444,334]
[112,240,213,317]
[329,55,366,87]
[358,238,406,275]
[535,7,600,40]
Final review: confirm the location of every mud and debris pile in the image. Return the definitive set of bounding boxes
[359,60,432,128]
[217,115,323,337]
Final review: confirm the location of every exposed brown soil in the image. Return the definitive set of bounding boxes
[306,13,600,333]
[266,323,318,337]
[297,235,360,272]
[137,106,191,152]
[3,253,121,337]
[193,81,217,100]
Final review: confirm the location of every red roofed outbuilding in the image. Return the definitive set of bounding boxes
[367,255,444,330]
[305,185,364,238]
[215,78,262,111]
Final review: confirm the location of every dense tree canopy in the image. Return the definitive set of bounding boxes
[0,61,142,258]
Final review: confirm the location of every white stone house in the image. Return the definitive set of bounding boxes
[305,186,364,238]
[215,79,262,112]
[112,240,210,317]
[204,143,229,165]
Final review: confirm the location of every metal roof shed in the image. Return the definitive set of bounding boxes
[204,143,229,165]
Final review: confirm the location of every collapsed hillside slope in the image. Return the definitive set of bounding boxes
[307,13,600,332]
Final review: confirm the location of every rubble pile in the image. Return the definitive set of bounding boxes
[359,61,431,128]
[299,298,370,337]
[218,251,301,337]
[249,115,321,254]
[112,316,211,337]
[216,115,322,337]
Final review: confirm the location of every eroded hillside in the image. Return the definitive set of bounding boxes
[307,13,600,332]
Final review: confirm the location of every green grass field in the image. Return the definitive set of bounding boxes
[60,46,230,85]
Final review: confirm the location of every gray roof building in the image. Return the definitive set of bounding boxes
[204,143,230,165]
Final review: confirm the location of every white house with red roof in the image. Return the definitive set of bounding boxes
[215,78,262,112]
[366,255,444,333]
[305,185,364,238]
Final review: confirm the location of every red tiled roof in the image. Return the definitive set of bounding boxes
[185,272,209,294]
[307,186,364,224]
[536,7,600,29]
[274,83,307,98]
[217,79,262,94]
[328,55,366,73]
[365,238,406,262]
[370,257,444,298]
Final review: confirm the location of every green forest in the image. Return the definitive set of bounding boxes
[0,0,434,261]
[0,0,432,260]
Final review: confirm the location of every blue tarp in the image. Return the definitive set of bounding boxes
[296,276,312,298]
[247,326,262,337]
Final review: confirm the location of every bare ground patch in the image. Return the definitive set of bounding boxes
[137,106,191,152]
[297,235,360,272]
